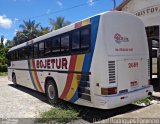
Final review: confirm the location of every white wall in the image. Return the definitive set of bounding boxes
[121,0,160,27]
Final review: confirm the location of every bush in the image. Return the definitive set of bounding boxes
[0,64,7,72]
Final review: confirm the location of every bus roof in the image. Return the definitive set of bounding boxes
[8,11,135,52]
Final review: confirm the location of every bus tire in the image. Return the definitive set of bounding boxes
[12,73,17,87]
[46,79,58,104]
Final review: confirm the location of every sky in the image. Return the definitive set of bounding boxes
[0,0,123,44]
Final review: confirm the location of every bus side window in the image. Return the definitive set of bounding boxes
[34,44,39,58]
[39,41,45,57]
[18,49,23,60]
[45,38,52,56]
[52,37,60,53]
[72,30,80,52]
[28,45,33,59]
[61,35,70,52]
[22,48,27,59]
[7,52,11,66]
[11,51,14,61]
[81,28,90,52]
[16,50,19,61]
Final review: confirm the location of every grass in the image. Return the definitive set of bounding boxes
[0,72,8,76]
[39,108,79,123]
[37,101,81,124]
[134,96,154,106]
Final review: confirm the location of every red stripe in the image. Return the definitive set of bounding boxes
[32,60,43,92]
[75,22,82,28]
[60,55,77,99]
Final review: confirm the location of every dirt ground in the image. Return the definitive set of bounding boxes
[0,76,160,124]
[0,76,52,118]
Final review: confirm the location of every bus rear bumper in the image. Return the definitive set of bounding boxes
[94,85,153,109]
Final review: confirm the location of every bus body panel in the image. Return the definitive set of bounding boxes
[8,11,153,109]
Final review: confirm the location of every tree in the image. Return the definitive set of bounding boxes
[5,40,14,48]
[19,20,41,39]
[13,20,42,45]
[49,16,71,31]
[0,44,8,72]
[1,35,4,45]
[40,26,50,35]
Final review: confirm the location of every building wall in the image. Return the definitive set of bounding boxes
[121,0,160,27]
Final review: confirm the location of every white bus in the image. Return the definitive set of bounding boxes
[8,11,153,109]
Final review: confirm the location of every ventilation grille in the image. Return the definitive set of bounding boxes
[108,61,116,84]
[148,59,150,77]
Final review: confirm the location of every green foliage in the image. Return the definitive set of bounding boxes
[0,44,8,72]
[5,40,14,48]
[134,96,154,106]
[39,107,79,123]
[0,72,8,76]
[50,16,71,31]
[12,17,71,45]
[13,20,42,45]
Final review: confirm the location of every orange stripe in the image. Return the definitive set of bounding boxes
[32,59,43,92]
[60,55,77,99]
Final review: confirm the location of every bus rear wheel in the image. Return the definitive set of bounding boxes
[46,80,58,104]
[12,73,17,87]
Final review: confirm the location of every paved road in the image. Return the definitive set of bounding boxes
[0,76,52,118]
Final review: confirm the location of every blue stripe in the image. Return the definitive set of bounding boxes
[27,58,38,90]
[70,15,100,102]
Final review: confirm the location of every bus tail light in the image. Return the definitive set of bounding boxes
[101,87,117,95]
[148,79,151,85]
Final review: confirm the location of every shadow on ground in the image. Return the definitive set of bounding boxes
[8,84,47,102]
[9,84,145,123]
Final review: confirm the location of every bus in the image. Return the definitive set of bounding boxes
[8,11,153,109]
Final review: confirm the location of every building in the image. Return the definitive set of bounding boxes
[116,0,160,88]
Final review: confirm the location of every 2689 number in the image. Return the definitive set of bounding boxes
[128,62,138,68]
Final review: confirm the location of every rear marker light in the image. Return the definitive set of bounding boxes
[148,80,151,85]
[101,87,117,95]
[121,97,125,100]
[120,96,128,100]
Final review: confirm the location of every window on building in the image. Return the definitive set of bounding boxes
[146,26,159,48]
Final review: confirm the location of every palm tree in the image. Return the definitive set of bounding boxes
[5,40,14,48]
[19,20,40,31]
[49,16,71,31]
[19,20,41,40]
[40,26,50,35]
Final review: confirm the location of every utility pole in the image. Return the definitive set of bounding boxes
[112,0,116,9]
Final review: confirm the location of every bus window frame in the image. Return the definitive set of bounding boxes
[9,25,91,61]
[60,32,71,56]
[71,24,91,55]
